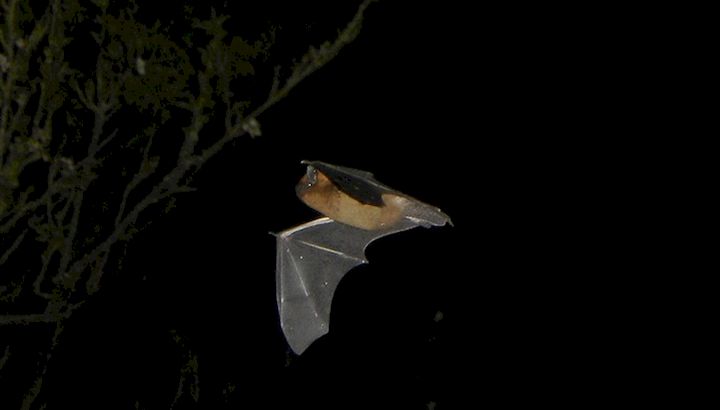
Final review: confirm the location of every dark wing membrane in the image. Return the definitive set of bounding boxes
[275,217,423,354]
[302,160,390,206]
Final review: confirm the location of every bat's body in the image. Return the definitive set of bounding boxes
[276,161,451,354]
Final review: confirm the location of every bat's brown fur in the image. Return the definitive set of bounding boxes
[297,170,407,230]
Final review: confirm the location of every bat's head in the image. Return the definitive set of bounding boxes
[296,162,345,220]
[296,162,330,199]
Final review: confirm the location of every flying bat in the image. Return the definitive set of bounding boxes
[275,161,452,354]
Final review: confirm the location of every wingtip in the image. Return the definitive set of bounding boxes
[281,319,329,355]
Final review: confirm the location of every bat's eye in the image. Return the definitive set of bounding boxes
[305,167,318,187]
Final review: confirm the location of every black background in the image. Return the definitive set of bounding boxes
[2,1,642,409]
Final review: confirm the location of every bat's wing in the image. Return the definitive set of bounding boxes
[276,216,428,354]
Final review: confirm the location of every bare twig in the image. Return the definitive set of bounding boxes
[0,344,9,372]
[0,313,55,325]
[0,300,83,325]
[57,191,83,277]
[0,227,26,266]
[20,321,63,410]
[170,330,200,408]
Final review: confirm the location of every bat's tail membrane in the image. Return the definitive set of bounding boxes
[403,199,453,228]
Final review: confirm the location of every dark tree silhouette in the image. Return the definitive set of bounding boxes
[0,0,378,407]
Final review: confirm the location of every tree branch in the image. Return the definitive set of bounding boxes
[1,0,382,407]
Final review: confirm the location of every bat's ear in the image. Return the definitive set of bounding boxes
[305,166,318,186]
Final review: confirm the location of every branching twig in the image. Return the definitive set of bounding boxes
[67,179,195,293]
[197,0,379,169]
[115,133,157,227]
[255,0,379,116]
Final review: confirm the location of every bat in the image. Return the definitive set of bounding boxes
[275,161,452,354]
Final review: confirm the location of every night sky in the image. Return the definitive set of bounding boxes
[1,1,634,409]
